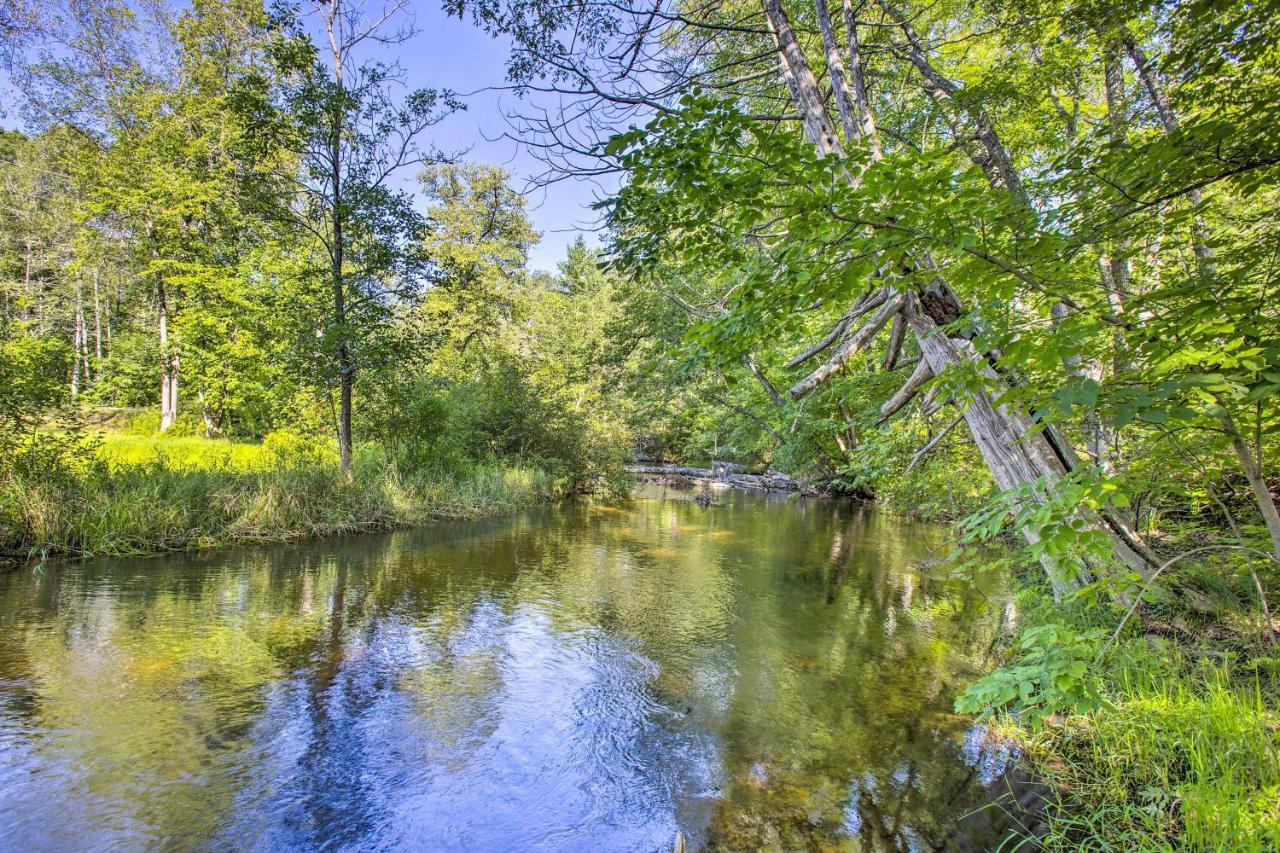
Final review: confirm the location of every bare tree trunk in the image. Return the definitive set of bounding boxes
[71,276,84,400]
[158,278,178,432]
[764,0,844,157]
[1124,36,1216,280]
[842,0,882,158]
[23,238,33,325]
[333,170,354,475]
[1103,39,1132,306]
[325,6,355,477]
[198,387,223,438]
[743,353,786,408]
[813,0,859,144]
[878,1,1028,206]
[765,0,1154,595]
[1219,406,1280,562]
[93,267,102,370]
[904,300,1093,596]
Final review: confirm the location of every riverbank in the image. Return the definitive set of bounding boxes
[987,570,1280,850]
[1,432,560,561]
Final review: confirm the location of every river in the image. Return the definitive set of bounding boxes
[0,485,1035,851]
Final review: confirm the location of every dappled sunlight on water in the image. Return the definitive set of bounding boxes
[0,486,1030,850]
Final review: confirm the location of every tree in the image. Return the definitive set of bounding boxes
[417,162,538,354]
[253,0,459,473]
[451,0,1279,596]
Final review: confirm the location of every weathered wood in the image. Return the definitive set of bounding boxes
[881,311,905,370]
[629,464,804,492]
[766,0,1154,596]
[841,0,883,157]
[903,298,1091,596]
[787,288,887,368]
[788,294,903,398]
[763,0,844,157]
[813,0,859,145]
[878,357,933,422]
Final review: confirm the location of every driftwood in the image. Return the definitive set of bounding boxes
[629,464,804,492]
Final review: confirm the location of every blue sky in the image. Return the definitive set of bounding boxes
[0,0,607,273]
[382,3,608,272]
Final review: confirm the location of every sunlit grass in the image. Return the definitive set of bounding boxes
[2,431,560,559]
[96,432,271,471]
[1007,587,1280,852]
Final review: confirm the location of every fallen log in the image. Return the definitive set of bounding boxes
[628,464,805,492]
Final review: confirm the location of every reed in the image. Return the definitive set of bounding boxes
[1,435,557,559]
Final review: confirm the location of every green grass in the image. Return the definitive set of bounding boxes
[1,432,559,560]
[1003,578,1280,851]
[1030,669,1280,850]
[96,432,272,470]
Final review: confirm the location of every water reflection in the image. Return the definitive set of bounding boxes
[0,487,1028,850]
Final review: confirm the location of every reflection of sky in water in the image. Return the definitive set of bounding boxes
[962,722,1021,787]
[215,606,714,850]
[0,490,1029,850]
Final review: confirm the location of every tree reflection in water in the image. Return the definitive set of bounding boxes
[0,486,1034,850]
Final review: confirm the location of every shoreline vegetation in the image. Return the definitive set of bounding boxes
[2,0,1278,848]
[996,578,1280,849]
[3,429,1278,848]
[1,429,562,562]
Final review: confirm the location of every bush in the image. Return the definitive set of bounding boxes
[262,428,338,468]
[360,362,632,494]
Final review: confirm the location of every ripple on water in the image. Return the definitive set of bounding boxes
[0,493,1028,851]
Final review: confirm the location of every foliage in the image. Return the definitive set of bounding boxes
[0,430,557,559]
[955,623,1107,724]
[1004,598,1280,850]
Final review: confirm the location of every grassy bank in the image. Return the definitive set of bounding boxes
[990,569,1280,850]
[1,432,560,560]
[96,432,273,470]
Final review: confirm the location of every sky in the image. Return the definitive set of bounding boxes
[0,0,609,274]
[379,2,609,272]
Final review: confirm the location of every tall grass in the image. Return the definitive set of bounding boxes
[1,435,558,559]
[97,432,272,470]
[1007,580,1280,851]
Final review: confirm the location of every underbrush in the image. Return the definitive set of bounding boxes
[1,433,562,559]
[979,566,1280,851]
[97,432,273,470]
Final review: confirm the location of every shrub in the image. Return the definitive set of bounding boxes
[262,428,338,468]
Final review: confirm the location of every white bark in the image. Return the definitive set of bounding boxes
[158,280,178,432]
[878,357,933,422]
[764,0,1153,594]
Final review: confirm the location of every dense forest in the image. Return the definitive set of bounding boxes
[2,0,1279,848]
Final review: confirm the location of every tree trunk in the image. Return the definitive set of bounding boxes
[904,298,1093,596]
[765,0,844,157]
[813,0,859,145]
[71,277,84,400]
[325,20,355,478]
[333,188,354,475]
[841,0,882,158]
[1123,36,1216,280]
[1103,38,1133,306]
[93,267,103,370]
[198,388,224,438]
[765,0,1154,595]
[158,278,178,432]
[1219,406,1280,562]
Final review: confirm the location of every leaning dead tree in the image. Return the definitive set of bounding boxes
[452,0,1159,596]
[760,0,1154,595]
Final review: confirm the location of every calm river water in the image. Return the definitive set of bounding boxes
[0,485,1033,851]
